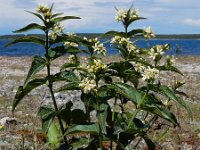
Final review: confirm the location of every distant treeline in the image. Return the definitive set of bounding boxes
[1,33,200,39]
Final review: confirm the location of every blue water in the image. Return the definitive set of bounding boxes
[1,39,200,56]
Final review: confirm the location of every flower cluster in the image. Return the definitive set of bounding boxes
[49,22,64,40]
[115,9,127,22]
[130,8,138,19]
[148,45,165,60]
[36,4,49,13]
[133,62,146,72]
[132,62,159,81]
[86,59,106,73]
[68,55,76,63]
[67,32,75,37]
[166,55,174,66]
[141,67,159,81]
[79,78,96,93]
[64,41,78,47]
[111,36,130,45]
[143,26,155,39]
[111,36,139,53]
[92,43,106,55]
[36,4,52,23]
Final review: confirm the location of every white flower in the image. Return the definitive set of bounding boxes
[115,9,127,22]
[87,59,106,73]
[83,37,88,41]
[110,36,121,44]
[92,43,106,55]
[79,78,96,93]
[134,63,146,72]
[36,4,49,13]
[130,8,138,19]
[111,36,131,46]
[49,31,58,40]
[68,55,76,63]
[144,26,155,39]
[142,67,159,80]
[49,22,64,40]
[64,41,78,47]
[67,32,75,37]
[148,45,164,60]
[126,43,139,53]
[166,55,174,65]
[89,37,99,44]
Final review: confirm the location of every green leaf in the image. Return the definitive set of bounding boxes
[5,36,45,47]
[159,85,192,119]
[24,56,46,87]
[142,134,156,150]
[26,11,44,21]
[48,46,66,60]
[47,122,61,149]
[37,106,55,133]
[52,13,63,18]
[98,103,108,134]
[104,82,142,105]
[60,63,78,71]
[128,29,144,37]
[55,82,80,92]
[54,16,81,22]
[65,124,99,135]
[13,23,45,33]
[156,65,183,75]
[127,17,146,27]
[102,31,126,37]
[142,104,179,126]
[12,78,47,112]
[71,137,93,150]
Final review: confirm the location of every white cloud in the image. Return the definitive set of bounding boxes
[0,0,199,34]
[184,19,200,27]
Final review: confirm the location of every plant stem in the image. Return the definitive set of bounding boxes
[45,31,68,148]
[95,79,103,150]
[128,109,140,128]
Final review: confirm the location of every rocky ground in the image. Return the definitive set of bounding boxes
[0,56,200,149]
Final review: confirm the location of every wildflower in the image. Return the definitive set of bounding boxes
[44,11,52,18]
[130,8,138,19]
[126,43,139,53]
[115,9,127,22]
[110,36,122,44]
[68,55,76,63]
[79,78,96,93]
[134,63,146,72]
[148,45,164,60]
[143,26,155,39]
[89,37,99,44]
[111,36,131,46]
[87,59,106,73]
[36,4,49,14]
[92,43,107,55]
[67,32,75,37]
[166,55,174,65]
[64,41,78,47]
[49,22,64,40]
[83,37,88,41]
[141,67,159,80]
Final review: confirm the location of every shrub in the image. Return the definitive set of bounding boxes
[6,4,192,150]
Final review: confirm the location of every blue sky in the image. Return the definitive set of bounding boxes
[0,0,199,35]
